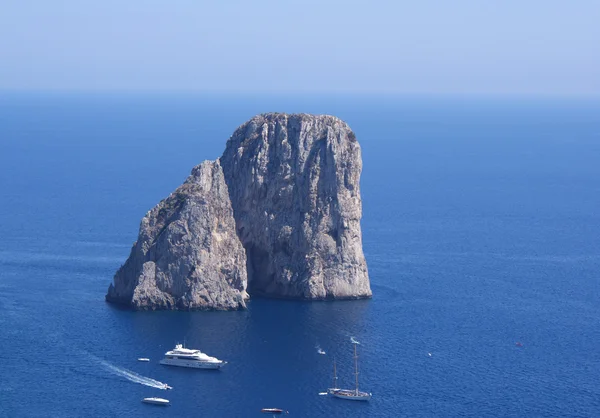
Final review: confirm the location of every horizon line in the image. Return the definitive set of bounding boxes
[1,88,600,100]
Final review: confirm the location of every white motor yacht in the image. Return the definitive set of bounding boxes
[159,343,226,369]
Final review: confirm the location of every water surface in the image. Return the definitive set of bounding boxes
[1,94,599,417]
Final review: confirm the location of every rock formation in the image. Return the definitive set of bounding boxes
[106,113,371,310]
[105,161,248,310]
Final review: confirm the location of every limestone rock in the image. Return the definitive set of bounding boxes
[106,160,248,310]
[106,113,371,310]
[221,113,371,300]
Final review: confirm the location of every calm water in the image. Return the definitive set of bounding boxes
[1,94,600,417]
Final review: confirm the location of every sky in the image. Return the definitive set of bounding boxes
[0,0,599,96]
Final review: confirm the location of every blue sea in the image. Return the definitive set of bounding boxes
[1,93,599,417]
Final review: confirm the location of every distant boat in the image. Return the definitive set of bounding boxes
[261,407,288,414]
[159,343,226,369]
[327,341,372,401]
[137,358,150,362]
[317,348,326,355]
[142,397,170,406]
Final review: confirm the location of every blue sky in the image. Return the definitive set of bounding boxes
[1,0,598,95]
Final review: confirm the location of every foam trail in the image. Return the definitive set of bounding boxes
[350,337,360,345]
[99,360,168,390]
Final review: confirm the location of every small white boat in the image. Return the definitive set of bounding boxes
[137,358,150,362]
[160,343,226,370]
[327,341,372,401]
[261,408,288,414]
[142,397,170,406]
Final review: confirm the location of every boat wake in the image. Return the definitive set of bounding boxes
[99,360,169,390]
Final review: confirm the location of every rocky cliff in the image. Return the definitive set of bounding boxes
[106,161,248,310]
[106,113,371,310]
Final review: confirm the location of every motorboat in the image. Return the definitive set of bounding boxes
[159,343,226,369]
[142,397,170,406]
[137,358,150,362]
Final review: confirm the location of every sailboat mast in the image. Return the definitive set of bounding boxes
[332,357,338,388]
[354,342,359,395]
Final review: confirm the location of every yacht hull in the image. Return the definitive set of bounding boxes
[330,389,372,401]
[159,358,224,369]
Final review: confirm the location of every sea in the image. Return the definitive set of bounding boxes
[0,93,599,417]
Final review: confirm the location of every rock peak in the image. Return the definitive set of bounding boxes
[242,112,350,129]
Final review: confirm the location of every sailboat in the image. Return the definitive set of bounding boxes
[328,340,372,401]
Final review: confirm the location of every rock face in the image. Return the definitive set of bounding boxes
[221,113,371,300]
[106,113,371,310]
[106,160,248,310]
